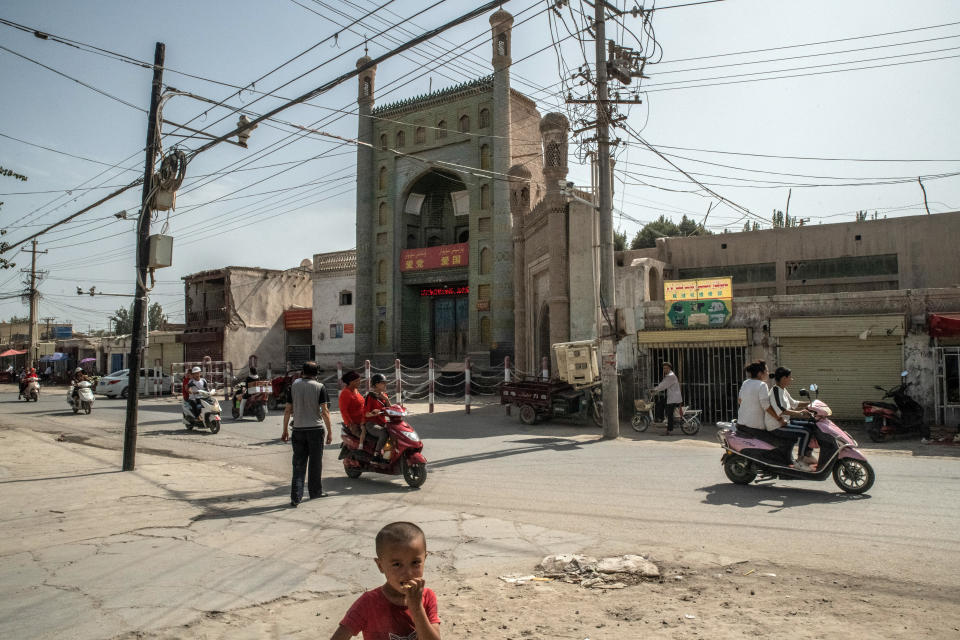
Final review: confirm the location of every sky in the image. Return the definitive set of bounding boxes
[1,0,958,332]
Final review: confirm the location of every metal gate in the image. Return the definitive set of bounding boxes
[641,346,747,424]
[934,346,960,428]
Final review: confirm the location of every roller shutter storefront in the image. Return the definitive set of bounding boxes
[772,315,905,420]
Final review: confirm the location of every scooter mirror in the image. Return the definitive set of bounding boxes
[900,370,908,378]
[809,384,818,393]
[798,389,809,398]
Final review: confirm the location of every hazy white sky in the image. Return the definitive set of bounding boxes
[1,0,958,331]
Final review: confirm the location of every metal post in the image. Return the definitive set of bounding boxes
[394,358,402,404]
[504,355,511,416]
[428,357,435,414]
[337,360,343,389]
[464,356,471,414]
[364,359,371,393]
[122,42,164,472]
[594,4,620,439]
[541,355,549,381]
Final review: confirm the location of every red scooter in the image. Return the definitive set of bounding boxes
[339,404,428,487]
[862,370,928,442]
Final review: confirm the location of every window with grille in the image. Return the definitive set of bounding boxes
[376,291,387,306]
[436,120,447,139]
[378,166,387,190]
[376,232,387,246]
[415,127,426,144]
[459,115,470,133]
[377,321,387,346]
[479,108,490,128]
[378,202,387,226]
[480,316,491,344]
[478,217,491,233]
[376,260,386,284]
[478,284,491,300]
[339,291,352,306]
[480,144,491,170]
[480,184,490,209]
[379,134,387,151]
[396,130,405,148]
[479,247,492,274]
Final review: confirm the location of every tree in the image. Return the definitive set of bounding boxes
[855,210,879,222]
[0,165,28,270]
[630,215,711,249]
[148,302,167,331]
[614,229,626,252]
[7,315,29,323]
[771,209,800,228]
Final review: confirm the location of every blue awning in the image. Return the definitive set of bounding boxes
[39,352,68,361]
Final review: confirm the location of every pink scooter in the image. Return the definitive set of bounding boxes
[717,385,876,494]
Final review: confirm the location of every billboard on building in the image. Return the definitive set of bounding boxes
[53,325,73,339]
[664,278,732,328]
[284,309,312,330]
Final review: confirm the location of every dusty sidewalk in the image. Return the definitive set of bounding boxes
[2,426,958,639]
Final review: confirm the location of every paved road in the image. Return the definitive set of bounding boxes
[4,385,959,591]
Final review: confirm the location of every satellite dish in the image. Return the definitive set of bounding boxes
[300,258,313,269]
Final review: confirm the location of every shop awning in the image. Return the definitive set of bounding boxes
[929,313,960,338]
[38,352,67,361]
[0,349,27,357]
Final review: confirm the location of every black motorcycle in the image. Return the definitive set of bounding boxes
[862,371,928,442]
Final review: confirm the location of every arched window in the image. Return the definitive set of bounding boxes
[457,229,469,243]
[378,166,387,190]
[480,184,490,210]
[459,115,470,133]
[377,260,387,284]
[497,33,508,57]
[396,130,405,148]
[362,77,371,97]
[479,108,490,129]
[407,234,417,248]
[546,141,562,167]
[379,134,387,151]
[479,247,492,274]
[378,202,387,226]
[415,127,426,144]
[480,144,491,170]
[436,121,447,139]
[427,235,441,247]
[480,316,491,345]
[377,321,387,347]
[521,187,530,208]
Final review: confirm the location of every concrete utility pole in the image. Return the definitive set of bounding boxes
[594,2,620,439]
[41,317,55,340]
[21,240,46,369]
[123,42,164,472]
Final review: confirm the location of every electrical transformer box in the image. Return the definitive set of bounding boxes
[147,234,173,268]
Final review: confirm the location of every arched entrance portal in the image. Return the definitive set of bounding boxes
[404,169,469,249]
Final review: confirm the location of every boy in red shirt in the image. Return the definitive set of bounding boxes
[338,371,366,438]
[331,522,441,640]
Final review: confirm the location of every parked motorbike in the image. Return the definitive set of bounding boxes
[631,393,702,434]
[862,370,928,442]
[716,385,875,494]
[182,389,223,434]
[339,405,428,488]
[20,377,40,402]
[231,380,271,421]
[67,380,95,414]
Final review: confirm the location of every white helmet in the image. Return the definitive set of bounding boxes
[75,367,83,373]
[191,366,202,373]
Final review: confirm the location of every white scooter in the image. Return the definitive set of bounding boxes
[67,380,95,414]
[20,377,40,402]
[182,389,222,434]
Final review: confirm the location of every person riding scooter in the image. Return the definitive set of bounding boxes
[19,367,38,399]
[234,367,260,420]
[185,367,210,417]
[71,367,88,401]
[362,373,391,459]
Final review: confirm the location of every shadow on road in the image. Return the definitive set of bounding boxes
[428,435,596,470]
[0,468,121,485]
[697,481,871,512]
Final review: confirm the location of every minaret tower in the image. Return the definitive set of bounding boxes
[355,52,377,359]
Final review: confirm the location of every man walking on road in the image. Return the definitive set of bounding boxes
[282,360,332,507]
[652,362,682,435]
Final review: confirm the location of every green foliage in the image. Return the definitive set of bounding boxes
[855,210,879,222]
[7,315,29,323]
[614,229,626,252]
[771,209,800,228]
[0,164,28,270]
[743,221,760,232]
[112,302,167,334]
[630,215,711,249]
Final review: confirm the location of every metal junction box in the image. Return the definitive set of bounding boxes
[147,234,173,268]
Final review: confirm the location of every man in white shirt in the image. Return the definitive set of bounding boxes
[652,362,683,435]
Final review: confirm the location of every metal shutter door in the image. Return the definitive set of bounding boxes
[778,336,903,419]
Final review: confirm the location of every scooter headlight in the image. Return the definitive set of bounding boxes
[403,430,420,442]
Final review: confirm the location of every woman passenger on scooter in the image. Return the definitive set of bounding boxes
[736,361,798,465]
[766,367,817,471]
[362,373,391,459]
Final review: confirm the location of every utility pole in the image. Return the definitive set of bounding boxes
[21,240,46,369]
[594,2,620,439]
[123,42,164,472]
[41,317,55,341]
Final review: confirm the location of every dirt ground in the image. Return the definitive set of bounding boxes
[117,555,960,640]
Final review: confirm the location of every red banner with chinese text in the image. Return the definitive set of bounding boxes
[400,243,469,272]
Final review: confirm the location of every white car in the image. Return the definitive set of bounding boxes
[99,368,173,398]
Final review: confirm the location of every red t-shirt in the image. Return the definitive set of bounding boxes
[363,392,389,426]
[338,387,365,425]
[339,587,439,640]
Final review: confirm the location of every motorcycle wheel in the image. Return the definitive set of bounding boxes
[185,422,195,431]
[631,414,650,432]
[83,401,91,415]
[833,458,875,494]
[120,387,128,399]
[401,456,427,488]
[72,404,79,414]
[268,396,279,411]
[590,394,603,428]
[256,406,266,422]
[231,405,240,420]
[723,456,757,485]
[30,392,38,402]
[681,416,701,436]
[519,404,537,425]
[207,416,221,434]
[866,424,884,442]
[344,463,363,479]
